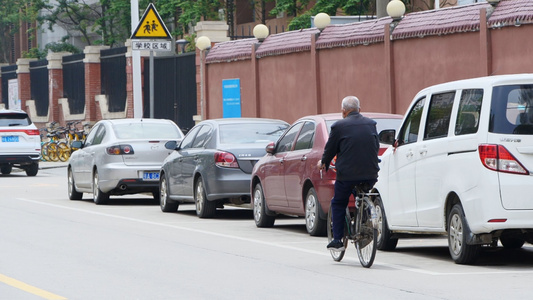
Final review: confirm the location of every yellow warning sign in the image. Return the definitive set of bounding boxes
[131,3,172,39]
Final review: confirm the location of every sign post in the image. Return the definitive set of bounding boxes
[130,3,172,118]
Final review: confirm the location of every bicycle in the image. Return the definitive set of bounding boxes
[327,182,378,268]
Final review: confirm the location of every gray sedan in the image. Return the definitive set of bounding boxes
[159,118,289,218]
[67,118,184,204]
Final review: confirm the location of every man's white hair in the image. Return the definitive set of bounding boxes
[342,96,360,112]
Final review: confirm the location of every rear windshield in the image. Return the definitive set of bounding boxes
[325,117,402,134]
[219,123,288,144]
[490,84,533,134]
[113,122,183,139]
[0,113,31,126]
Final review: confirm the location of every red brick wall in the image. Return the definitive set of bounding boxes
[49,69,63,122]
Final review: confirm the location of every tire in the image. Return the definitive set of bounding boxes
[41,143,50,161]
[305,187,326,236]
[67,167,83,200]
[194,177,216,218]
[93,170,109,205]
[355,199,377,268]
[160,173,178,212]
[57,142,70,162]
[25,162,39,177]
[1,165,12,175]
[374,195,398,251]
[252,183,275,227]
[500,236,525,249]
[448,204,480,264]
[327,206,348,262]
[47,143,59,162]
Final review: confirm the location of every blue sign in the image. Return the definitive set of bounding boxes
[222,79,241,118]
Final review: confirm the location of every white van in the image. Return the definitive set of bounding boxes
[375,74,533,264]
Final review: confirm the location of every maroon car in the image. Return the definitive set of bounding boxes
[250,112,403,236]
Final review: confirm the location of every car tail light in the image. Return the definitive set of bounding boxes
[106,145,134,155]
[478,144,528,175]
[215,151,238,168]
[0,129,40,135]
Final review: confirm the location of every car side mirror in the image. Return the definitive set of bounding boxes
[379,129,396,145]
[165,140,179,150]
[265,141,276,154]
[71,140,83,149]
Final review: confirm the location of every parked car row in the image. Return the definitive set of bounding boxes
[64,74,533,265]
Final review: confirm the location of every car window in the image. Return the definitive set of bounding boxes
[455,89,483,135]
[83,124,101,147]
[180,125,202,149]
[398,97,425,145]
[424,92,455,140]
[0,113,31,126]
[293,121,315,151]
[192,125,212,148]
[113,122,183,139]
[92,125,106,145]
[218,123,288,144]
[490,84,533,134]
[276,122,303,153]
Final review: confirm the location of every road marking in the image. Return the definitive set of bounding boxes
[15,198,533,276]
[0,274,67,300]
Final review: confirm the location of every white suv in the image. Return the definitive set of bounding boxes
[375,74,533,264]
[0,109,41,176]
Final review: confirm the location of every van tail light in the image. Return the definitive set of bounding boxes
[106,145,134,155]
[215,151,239,168]
[478,144,529,175]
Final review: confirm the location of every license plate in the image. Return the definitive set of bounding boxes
[143,172,160,180]
[1,136,19,142]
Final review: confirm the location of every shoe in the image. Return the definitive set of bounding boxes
[327,239,345,251]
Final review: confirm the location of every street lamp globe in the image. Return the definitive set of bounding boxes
[387,0,406,21]
[314,13,331,31]
[196,36,211,51]
[253,24,269,42]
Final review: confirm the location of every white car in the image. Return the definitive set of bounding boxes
[67,118,184,204]
[375,74,533,264]
[0,109,41,176]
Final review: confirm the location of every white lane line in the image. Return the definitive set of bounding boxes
[15,198,533,276]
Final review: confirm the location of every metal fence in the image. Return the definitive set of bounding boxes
[101,47,127,112]
[62,53,86,115]
[29,59,49,116]
[143,53,197,132]
[1,65,17,108]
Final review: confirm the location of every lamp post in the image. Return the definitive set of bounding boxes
[196,36,211,121]
[314,13,331,32]
[253,24,269,42]
[175,39,189,54]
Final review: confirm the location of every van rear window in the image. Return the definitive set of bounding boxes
[490,85,533,134]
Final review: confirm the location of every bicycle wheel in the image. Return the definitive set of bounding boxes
[57,142,71,162]
[355,199,377,268]
[327,206,349,262]
[47,143,59,162]
[41,142,51,161]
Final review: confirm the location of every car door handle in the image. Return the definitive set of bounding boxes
[301,156,307,161]
[406,151,414,158]
[419,148,428,156]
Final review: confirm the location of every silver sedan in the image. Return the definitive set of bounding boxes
[67,118,184,204]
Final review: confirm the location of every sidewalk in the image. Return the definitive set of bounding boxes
[39,161,69,169]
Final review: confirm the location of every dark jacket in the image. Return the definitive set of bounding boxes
[321,111,380,181]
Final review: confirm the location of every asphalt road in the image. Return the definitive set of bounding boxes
[1,166,533,300]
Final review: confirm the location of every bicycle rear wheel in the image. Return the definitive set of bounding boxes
[355,199,377,268]
[327,206,349,262]
[47,143,59,162]
[57,142,70,162]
